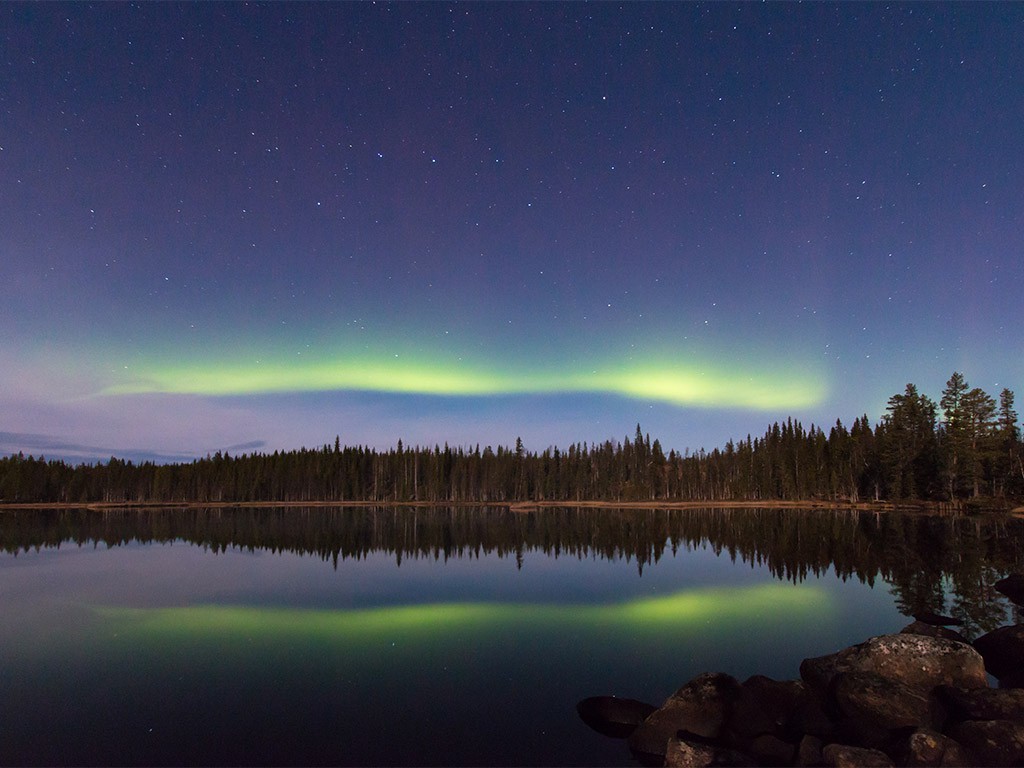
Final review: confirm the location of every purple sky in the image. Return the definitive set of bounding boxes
[2,3,1022,462]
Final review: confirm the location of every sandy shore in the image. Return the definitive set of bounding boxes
[1,498,1009,514]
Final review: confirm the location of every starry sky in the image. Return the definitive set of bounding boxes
[2,3,1022,463]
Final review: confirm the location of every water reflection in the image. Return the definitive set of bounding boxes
[98,583,827,642]
[2,505,1023,634]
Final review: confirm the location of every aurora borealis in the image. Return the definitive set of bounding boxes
[100,349,826,410]
[2,3,1022,461]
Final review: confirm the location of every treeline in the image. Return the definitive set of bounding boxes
[1,373,1021,505]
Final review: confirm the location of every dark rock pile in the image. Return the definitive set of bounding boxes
[579,574,1024,767]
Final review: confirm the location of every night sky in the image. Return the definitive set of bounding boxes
[3,3,1022,463]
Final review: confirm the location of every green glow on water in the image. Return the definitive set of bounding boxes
[609,584,823,623]
[97,584,828,643]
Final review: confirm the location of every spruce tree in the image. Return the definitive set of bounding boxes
[940,372,970,499]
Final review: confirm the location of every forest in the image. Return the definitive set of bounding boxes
[1,373,1021,506]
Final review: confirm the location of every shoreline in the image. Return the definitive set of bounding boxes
[1,498,1020,515]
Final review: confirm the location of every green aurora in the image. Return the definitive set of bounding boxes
[97,351,827,410]
[97,583,829,643]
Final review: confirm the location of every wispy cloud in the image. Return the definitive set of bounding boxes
[220,440,267,453]
[0,432,265,465]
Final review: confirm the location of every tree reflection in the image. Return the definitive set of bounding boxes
[2,506,1021,634]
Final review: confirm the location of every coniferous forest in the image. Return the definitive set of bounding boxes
[2,374,1021,506]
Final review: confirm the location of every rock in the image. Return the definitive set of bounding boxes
[789,693,838,741]
[743,675,835,741]
[973,625,1024,680]
[796,734,823,767]
[575,695,657,738]
[830,671,941,747]
[800,634,987,696]
[998,670,1024,689]
[664,735,755,767]
[913,611,963,627]
[747,733,796,766]
[663,737,717,768]
[894,728,972,767]
[721,683,777,744]
[821,743,894,767]
[627,673,745,762]
[900,621,969,645]
[994,574,1024,607]
[947,720,1024,766]
[934,685,1024,722]
[626,672,775,762]
[742,675,809,731]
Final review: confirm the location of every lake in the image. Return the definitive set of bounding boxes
[1,505,1021,765]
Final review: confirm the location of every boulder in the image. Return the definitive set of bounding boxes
[663,735,755,767]
[575,695,657,738]
[741,675,810,732]
[994,574,1024,607]
[900,621,969,645]
[946,720,1024,767]
[829,671,941,746]
[627,673,771,762]
[663,737,717,768]
[800,634,987,696]
[973,625,1024,680]
[933,685,1024,722]
[821,743,894,767]
[998,670,1024,689]
[894,728,972,767]
[742,674,837,741]
[795,734,824,767]
[789,693,838,742]
[747,733,796,766]
[627,673,732,761]
[721,683,777,744]
[912,611,963,627]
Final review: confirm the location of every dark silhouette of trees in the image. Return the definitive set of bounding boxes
[2,505,1021,634]
[0,374,1019,507]
[941,372,970,500]
[997,388,1022,498]
[878,384,940,500]
[941,373,1000,499]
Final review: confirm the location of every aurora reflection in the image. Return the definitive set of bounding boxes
[96,583,829,642]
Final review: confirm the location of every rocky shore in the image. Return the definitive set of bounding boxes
[579,574,1024,767]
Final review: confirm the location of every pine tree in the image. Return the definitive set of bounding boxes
[960,387,997,498]
[880,384,939,499]
[940,372,970,499]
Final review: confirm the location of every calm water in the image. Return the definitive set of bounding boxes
[1,506,1021,766]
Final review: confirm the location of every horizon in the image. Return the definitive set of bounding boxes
[0,376,1001,467]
